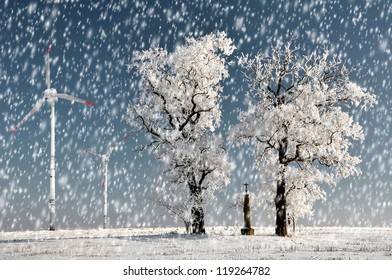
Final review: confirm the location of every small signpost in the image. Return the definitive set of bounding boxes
[241,182,254,235]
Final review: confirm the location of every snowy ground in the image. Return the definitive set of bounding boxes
[0,227,391,260]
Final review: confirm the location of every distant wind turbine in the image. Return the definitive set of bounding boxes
[84,135,129,229]
[9,44,95,231]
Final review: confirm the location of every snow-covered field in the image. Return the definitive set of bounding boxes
[1,227,391,260]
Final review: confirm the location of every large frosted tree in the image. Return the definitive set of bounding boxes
[231,42,376,236]
[126,32,235,234]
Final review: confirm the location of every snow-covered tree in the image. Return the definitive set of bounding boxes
[126,32,235,234]
[231,42,376,237]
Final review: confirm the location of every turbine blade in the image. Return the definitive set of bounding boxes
[9,97,46,135]
[118,134,129,146]
[115,134,129,148]
[108,134,129,156]
[84,149,101,158]
[57,93,95,106]
[46,44,51,89]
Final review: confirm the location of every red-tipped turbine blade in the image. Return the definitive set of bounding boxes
[107,134,130,156]
[9,97,46,135]
[117,135,129,145]
[57,93,95,106]
[9,126,18,135]
[84,149,101,158]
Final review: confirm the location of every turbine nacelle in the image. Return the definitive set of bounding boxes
[44,88,58,104]
[102,154,110,163]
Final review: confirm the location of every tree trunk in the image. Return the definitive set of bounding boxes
[275,177,287,237]
[184,220,191,234]
[189,182,205,234]
[293,217,296,233]
[276,143,288,237]
[191,205,205,234]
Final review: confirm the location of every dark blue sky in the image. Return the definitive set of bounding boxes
[0,0,391,231]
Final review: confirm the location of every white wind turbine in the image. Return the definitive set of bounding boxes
[9,44,95,231]
[84,135,129,229]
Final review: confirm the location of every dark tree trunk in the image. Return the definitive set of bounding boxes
[184,220,191,234]
[275,141,288,237]
[293,217,296,233]
[191,205,205,234]
[275,178,287,237]
[189,181,205,234]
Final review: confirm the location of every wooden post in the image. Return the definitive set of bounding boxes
[241,183,254,235]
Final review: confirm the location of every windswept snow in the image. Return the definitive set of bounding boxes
[0,227,391,260]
